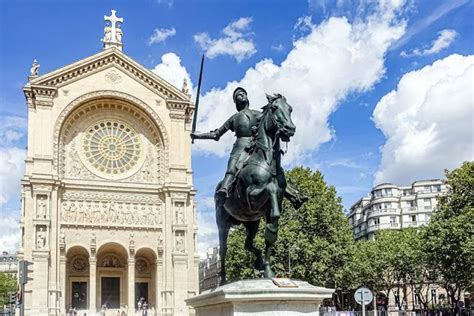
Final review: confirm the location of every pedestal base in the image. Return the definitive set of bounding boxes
[186,279,334,316]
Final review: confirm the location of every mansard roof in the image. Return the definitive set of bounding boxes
[26,47,190,101]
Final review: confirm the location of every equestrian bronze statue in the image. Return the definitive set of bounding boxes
[192,87,307,285]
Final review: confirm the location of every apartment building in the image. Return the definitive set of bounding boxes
[348,179,447,240]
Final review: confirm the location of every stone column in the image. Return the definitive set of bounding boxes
[128,258,135,315]
[155,259,162,315]
[89,257,97,313]
[59,256,67,315]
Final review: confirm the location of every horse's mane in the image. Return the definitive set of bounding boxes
[261,93,283,111]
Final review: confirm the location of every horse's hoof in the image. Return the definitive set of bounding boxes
[263,266,275,279]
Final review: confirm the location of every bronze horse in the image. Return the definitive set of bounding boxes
[215,93,296,285]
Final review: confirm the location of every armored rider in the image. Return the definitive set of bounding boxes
[191,87,307,208]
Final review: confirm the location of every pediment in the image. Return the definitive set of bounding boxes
[26,48,189,101]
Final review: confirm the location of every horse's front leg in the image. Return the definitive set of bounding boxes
[263,181,281,278]
[243,220,264,271]
[216,195,232,286]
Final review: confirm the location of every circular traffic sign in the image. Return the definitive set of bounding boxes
[354,287,373,305]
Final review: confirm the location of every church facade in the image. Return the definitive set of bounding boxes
[18,11,198,316]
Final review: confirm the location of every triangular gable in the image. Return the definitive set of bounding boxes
[28,47,189,101]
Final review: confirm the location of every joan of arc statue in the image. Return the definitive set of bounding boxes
[191,87,306,209]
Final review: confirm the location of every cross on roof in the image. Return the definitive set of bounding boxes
[103,10,123,48]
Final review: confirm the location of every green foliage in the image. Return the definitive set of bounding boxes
[226,161,474,306]
[422,161,474,303]
[226,167,354,288]
[0,272,16,306]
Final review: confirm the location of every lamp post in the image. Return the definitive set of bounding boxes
[288,244,299,278]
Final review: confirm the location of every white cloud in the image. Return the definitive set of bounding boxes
[151,52,193,94]
[0,215,19,253]
[195,196,218,259]
[401,29,457,57]
[0,147,25,207]
[194,17,256,62]
[392,0,468,51]
[271,44,284,52]
[148,27,176,45]
[192,1,407,163]
[373,54,474,185]
[0,116,27,146]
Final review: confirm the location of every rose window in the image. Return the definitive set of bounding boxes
[82,120,141,176]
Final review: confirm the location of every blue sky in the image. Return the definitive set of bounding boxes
[1,0,473,256]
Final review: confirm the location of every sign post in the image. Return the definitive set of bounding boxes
[354,287,373,316]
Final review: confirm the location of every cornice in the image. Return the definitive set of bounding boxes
[25,48,191,103]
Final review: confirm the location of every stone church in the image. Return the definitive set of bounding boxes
[18,10,198,316]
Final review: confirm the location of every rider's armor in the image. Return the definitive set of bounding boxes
[192,87,307,208]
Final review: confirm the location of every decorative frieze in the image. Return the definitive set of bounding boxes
[61,198,162,227]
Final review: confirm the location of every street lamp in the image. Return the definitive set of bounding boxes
[288,244,299,278]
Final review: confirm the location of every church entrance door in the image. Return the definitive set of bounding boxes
[71,281,87,310]
[135,282,149,308]
[101,277,120,308]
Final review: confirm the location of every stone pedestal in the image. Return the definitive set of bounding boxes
[186,279,334,316]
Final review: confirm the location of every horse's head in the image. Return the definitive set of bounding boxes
[265,93,295,142]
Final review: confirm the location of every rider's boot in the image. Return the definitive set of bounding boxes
[217,173,234,198]
[285,184,308,209]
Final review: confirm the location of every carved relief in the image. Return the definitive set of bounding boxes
[36,225,47,249]
[36,195,48,219]
[105,70,122,84]
[71,256,89,273]
[61,192,162,227]
[135,258,148,273]
[100,254,122,268]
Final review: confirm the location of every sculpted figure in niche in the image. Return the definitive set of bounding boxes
[176,203,185,224]
[37,195,47,219]
[36,226,47,249]
[176,233,185,253]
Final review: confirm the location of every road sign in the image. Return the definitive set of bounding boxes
[354,287,373,305]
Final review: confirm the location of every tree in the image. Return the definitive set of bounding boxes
[0,272,16,306]
[423,161,474,309]
[226,167,354,291]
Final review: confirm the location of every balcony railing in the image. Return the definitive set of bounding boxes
[402,206,418,212]
[367,208,399,218]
